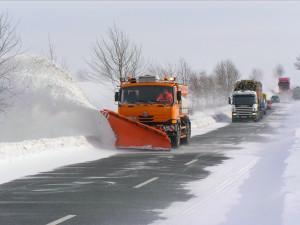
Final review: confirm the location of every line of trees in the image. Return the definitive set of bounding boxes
[1,11,299,113]
[85,24,259,110]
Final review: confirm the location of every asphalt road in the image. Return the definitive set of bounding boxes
[0,105,283,225]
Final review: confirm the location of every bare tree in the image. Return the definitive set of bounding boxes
[249,68,264,81]
[295,55,300,70]
[0,11,22,113]
[42,34,68,70]
[148,62,176,79]
[188,72,201,110]
[198,71,214,105]
[213,59,241,98]
[87,24,146,86]
[273,63,285,78]
[176,58,192,85]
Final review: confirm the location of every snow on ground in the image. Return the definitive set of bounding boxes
[282,102,300,225]
[190,105,231,137]
[0,136,114,185]
[151,102,300,225]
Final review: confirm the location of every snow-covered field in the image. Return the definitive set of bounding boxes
[1,55,300,224]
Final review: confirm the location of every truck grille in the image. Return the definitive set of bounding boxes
[138,115,154,122]
[235,106,252,115]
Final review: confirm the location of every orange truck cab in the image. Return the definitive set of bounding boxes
[114,75,191,148]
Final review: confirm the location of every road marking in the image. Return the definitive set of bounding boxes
[184,159,199,166]
[46,215,76,225]
[133,177,159,189]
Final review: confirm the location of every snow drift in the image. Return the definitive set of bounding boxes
[0,54,114,146]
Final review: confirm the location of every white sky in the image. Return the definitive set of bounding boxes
[3,1,300,86]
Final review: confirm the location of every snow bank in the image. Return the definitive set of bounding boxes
[190,105,231,136]
[0,136,115,184]
[0,54,114,146]
[282,102,300,225]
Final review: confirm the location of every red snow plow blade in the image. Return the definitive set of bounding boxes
[101,109,170,151]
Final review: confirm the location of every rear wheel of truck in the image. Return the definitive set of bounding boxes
[182,120,191,144]
[171,130,181,148]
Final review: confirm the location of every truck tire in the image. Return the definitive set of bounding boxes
[254,112,261,122]
[182,120,191,144]
[171,130,181,148]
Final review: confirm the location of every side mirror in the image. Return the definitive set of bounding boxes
[114,92,119,102]
[228,97,231,105]
[177,91,182,101]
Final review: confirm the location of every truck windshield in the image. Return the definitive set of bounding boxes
[120,86,173,104]
[233,95,255,105]
[279,82,290,86]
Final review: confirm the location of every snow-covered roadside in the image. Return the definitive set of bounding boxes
[190,105,231,137]
[151,102,300,225]
[0,136,116,185]
[151,145,260,225]
[282,103,300,225]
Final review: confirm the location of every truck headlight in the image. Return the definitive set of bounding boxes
[232,105,236,113]
[252,105,258,111]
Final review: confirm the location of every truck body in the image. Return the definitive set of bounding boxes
[229,80,263,122]
[278,77,290,92]
[112,75,191,149]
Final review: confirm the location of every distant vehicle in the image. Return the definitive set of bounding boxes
[267,100,272,110]
[292,87,300,100]
[271,95,280,103]
[229,80,263,122]
[278,77,290,93]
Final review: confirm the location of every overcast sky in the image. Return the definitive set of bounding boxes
[2,1,300,88]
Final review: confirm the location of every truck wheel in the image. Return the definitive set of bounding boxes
[182,121,191,144]
[171,130,181,148]
[254,112,261,122]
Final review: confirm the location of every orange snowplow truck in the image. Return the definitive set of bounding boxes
[101,75,191,151]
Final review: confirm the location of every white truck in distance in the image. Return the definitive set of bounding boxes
[229,80,263,122]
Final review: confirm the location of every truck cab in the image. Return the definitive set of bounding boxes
[278,77,290,92]
[230,90,261,122]
[229,80,263,122]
